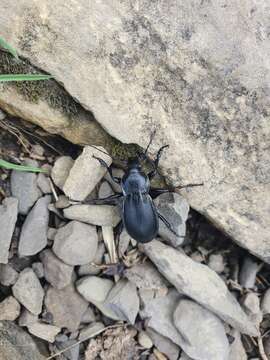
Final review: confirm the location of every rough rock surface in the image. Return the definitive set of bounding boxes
[12,268,44,315]
[0,264,19,286]
[173,299,229,360]
[0,0,269,261]
[40,249,74,289]
[63,146,112,201]
[10,162,42,214]
[44,284,88,331]
[53,221,98,266]
[0,321,45,360]
[18,195,51,256]
[142,240,258,336]
[0,296,21,321]
[28,322,61,343]
[0,197,18,264]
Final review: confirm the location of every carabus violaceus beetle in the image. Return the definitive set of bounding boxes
[91,134,203,243]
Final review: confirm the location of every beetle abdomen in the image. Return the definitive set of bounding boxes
[122,193,159,243]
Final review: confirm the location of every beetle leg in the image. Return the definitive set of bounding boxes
[83,193,123,205]
[93,155,121,184]
[144,129,157,155]
[158,212,184,238]
[150,183,203,198]
[148,145,169,180]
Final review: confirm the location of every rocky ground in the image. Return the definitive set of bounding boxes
[0,112,270,360]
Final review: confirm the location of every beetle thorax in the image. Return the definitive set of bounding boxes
[122,169,150,195]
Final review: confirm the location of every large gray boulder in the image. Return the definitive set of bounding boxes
[0,0,269,261]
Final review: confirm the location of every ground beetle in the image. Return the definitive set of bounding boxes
[91,134,202,243]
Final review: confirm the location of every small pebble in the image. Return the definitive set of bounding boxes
[0,296,21,321]
[51,156,74,190]
[261,289,270,315]
[28,322,61,343]
[242,293,262,325]
[138,331,153,349]
[239,257,261,289]
[0,264,19,286]
[208,254,225,273]
[32,262,44,278]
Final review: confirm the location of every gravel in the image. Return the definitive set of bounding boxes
[18,195,51,257]
[12,268,44,315]
[0,263,19,286]
[53,220,98,265]
[0,197,18,264]
[0,295,21,321]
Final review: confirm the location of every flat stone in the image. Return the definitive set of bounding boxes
[140,289,182,345]
[208,254,225,274]
[44,284,88,331]
[104,279,139,324]
[154,193,189,247]
[0,197,18,264]
[146,328,180,360]
[98,181,114,198]
[11,160,42,214]
[55,339,79,360]
[18,195,51,257]
[228,330,247,360]
[63,146,112,201]
[53,221,98,265]
[261,288,270,315]
[142,240,258,336]
[76,276,114,303]
[78,242,105,276]
[37,173,52,194]
[173,299,229,360]
[0,321,45,360]
[18,308,38,327]
[124,261,168,290]
[64,204,121,227]
[28,322,61,343]
[239,256,261,289]
[51,156,74,190]
[12,268,44,315]
[40,249,73,289]
[0,264,19,286]
[0,296,21,321]
[81,306,96,323]
[79,322,105,341]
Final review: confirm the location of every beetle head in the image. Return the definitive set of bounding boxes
[127,157,141,169]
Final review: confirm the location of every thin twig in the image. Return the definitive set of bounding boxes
[258,336,268,360]
[46,324,124,359]
[49,178,59,202]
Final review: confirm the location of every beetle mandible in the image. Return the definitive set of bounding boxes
[91,134,202,243]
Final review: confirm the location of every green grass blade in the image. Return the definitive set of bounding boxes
[0,159,47,173]
[0,74,53,82]
[0,36,18,60]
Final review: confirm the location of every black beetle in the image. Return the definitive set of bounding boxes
[91,136,202,243]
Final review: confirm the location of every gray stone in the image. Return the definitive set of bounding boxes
[18,195,51,257]
[64,204,121,227]
[81,306,96,323]
[0,109,6,120]
[154,193,189,247]
[239,257,261,289]
[140,289,182,345]
[0,264,19,286]
[138,331,153,349]
[0,296,21,321]
[11,160,42,214]
[208,254,225,274]
[78,242,105,276]
[32,262,44,278]
[55,195,71,209]
[118,229,133,255]
[37,173,51,194]
[261,288,270,315]
[44,284,88,331]
[63,146,112,201]
[47,227,57,241]
[0,321,45,360]
[98,181,114,199]
[40,249,73,289]
[228,330,247,360]
[12,268,44,315]
[76,276,114,303]
[51,156,74,190]
[146,328,180,360]
[124,261,168,290]
[53,221,98,265]
[28,322,61,343]
[55,339,79,360]
[18,308,38,327]
[0,197,18,264]
[173,299,229,360]
[241,293,262,325]
[79,322,105,341]
[142,240,258,336]
[104,279,139,324]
